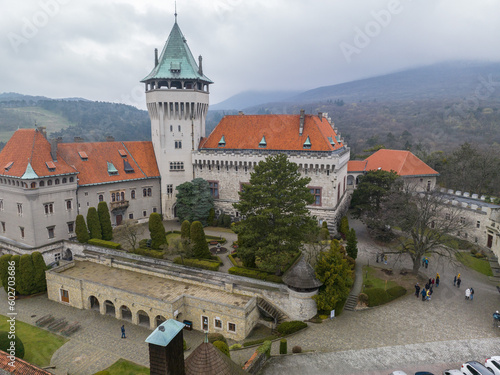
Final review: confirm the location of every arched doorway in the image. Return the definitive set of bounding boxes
[155,315,166,327]
[89,296,100,311]
[172,203,177,218]
[104,300,115,316]
[347,175,354,186]
[137,310,150,327]
[120,305,132,321]
[63,249,73,261]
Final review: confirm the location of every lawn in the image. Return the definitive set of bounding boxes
[361,266,399,292]
[456,252,493,276]
[95,358,149,375]
[0,314,67,367]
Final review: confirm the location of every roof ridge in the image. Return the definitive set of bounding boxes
[121,142,146,177]
[29,129,37,164]
[400,150,411,174]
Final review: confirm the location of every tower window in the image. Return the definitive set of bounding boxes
[309,187,322,206]
[170,125,173,132]
[208,181,219,198]
[175,141,182,149]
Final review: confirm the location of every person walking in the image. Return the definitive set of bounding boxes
[425,258,429,269]
[436,273,440,287]
[426,289,431,301]
[121,325,126,339]
[431,278,435,287]
[470,287,474,301]
[415,283,421,297]
[421,288,426,301]
[454,275,457,286]
[465,288,470,300]
[457,276,462,288]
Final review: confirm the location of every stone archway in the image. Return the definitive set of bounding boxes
[89,296,100,311]
[155,315,166,327]
[104,300,115,316]
[137,310,150,327]
[347,175,354,186]
[120,305,132,321]
[63,248,73,261]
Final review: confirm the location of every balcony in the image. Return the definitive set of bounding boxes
[110,200,129,211]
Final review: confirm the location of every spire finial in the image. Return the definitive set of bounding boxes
[174,1,177,23]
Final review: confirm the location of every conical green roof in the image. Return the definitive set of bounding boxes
[142,21,213,83]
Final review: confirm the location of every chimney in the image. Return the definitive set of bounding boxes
[37,126,47,139]
[154,48,159,67]
[198,55,203,76]
[318,112,323,121]
[50,138,58,161]
[74,136,84,143]
[106,136,115,142]
[146,320,186,375]
[238,111,244,115]
[299,109,305,136]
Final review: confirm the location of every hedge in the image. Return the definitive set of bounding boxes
[88,238,122,249]
[365,286,407,307]
[386,285,407,298]
[174,257,220,271]
[134,247,164,259]
[257,340,272,358]
[280,339,287,354]
[208,332,227,344]
[228,267,282,283]
[213,340,230,357]
[276,321,307,335]
[242,335,279,347]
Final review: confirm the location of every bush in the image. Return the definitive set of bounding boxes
[229,344,242,350]
[190,221,211,259]
[87,207,102,240]
[18,254,36,295]
[365,286,406,307]
[276,321,307,335]
[183,339,187,351]
[208,333,227,345]
[207,208,215,226]
[138,239,150,248]
[75,214,89,243]
[134,247,164,259]
[0,254,12,292]
[318,314,329,320]
[0,330,24,358]
[386,286,407,298]
[173,257,220,271]
[319,227,330,241]
[149,213,167,250]
[339,216,349,236]
[223,215,232,228]
[32,252,47,293]
[98,202,113,241]
[94,372,110,375]
[181,220,191,239]
[279,339,287,354]
[228,267,282,283]
[358,292,369,304]
[471,248,478,255]
[257,340,272,358]
[243,335,279,347]
[213,340,230,357]
[292,346,302,354]
[88,239,122,249]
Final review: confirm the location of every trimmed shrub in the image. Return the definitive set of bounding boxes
[257,340,272,358]
[97,201,113,241]
[243,336,279,347]
[207,208,215,227]
[181,220,191,239]
[358,292,369,305]
[364,288,388,307]
[386,286,407,298]
[0,254,12,292]
[318,314,329,320]
[208,332,227,344]
[149,213,167,250]
[279,339,287,354]
[32,252,47,293]
[190,221,211,259]
[319,227,330,241]
[0,330,24,359]
[88,239,122,250]
[322,221,328,229]
[276,321,307,335]
[213,340,230,357]
[173,257,219,271]
[292,346,302,354]
[87,207,102,240]
[229,344,242,350]
[134,247,164,259]
[75,214,89,243]
[183,339,187,351]
[18,254,36,295]
[339,216,349,237]
[228,267,282,283]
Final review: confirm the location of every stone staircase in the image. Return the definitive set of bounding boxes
[344,293,358,311]
[256,297,287,326]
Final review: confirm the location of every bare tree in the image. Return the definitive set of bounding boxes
[165,237,193,264]
[114,219,140,250]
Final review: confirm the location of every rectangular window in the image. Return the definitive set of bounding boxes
[143,210,147,217]
[60,289,69,303]
[0,199,3,211]
[44,203,54,214]
[47,226,55,239]
[214,318,222,329]
[17,203,22,216]
[129,213,134,219]
[208,181,219,198]
[66,200,72,210]
[153,207,157,213]
[20,227,24,238]
[1,222,5,233]
[55,253,61,261]
[167,184,173,195]
[202,316,209,331]
[228,322,236,332]
[84,192,88,196]
[309,187,322,206]
[476,221,480,228]
[67,222,74,233]
[169,162,184,171]
[175,140,182,149]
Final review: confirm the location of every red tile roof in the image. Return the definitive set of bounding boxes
[347,160,367,172]
[0,350,52,374]
[57,141,160,185]
[350,149,439,176]
[0,129,77,178]
[200,114,344,151]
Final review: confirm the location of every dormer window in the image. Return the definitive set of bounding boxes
[78,151,88,161]
[259,136,267,148]
[327,136,334,146]
[118,149,127,157]
[4,162,13,171]
[303,136,312,149]
[123,159,134,173]
[107,162,118,176]
[218,135,226,148]
[335,135,341,143]
[170,62,181,73]
[46,161,56,172]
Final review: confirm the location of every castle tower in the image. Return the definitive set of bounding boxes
[142,15,212,218]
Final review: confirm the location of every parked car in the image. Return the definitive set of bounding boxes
[443,370,462,375]
[485,356,500,374]
[461,361,494,375]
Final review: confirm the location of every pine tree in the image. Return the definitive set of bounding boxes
[97,201,113,240]
[75,214,90,243]
[346,228,358,260]
[0,254,12,292]
[181,220,191,240]
[207,208,215,226]
[32,252,47,293]
[87,207,102,240]
[190,221,211,259]
[176,178,214,225]
[18,254,36,295]
[149,212,166,250]
[339,216,349,237]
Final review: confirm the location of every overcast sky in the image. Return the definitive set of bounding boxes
[1,0,499,109]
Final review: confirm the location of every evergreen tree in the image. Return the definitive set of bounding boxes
[0,254,12,292]
[86,207,102,240]
[190,221,211,259]
[97,201,113,240]
[233,154,317,274]
[176,178,214,225]
[313,240,354,313]
[75,214,89,243]
[149,212,166,250]
[18,254,36,295]
[10,255,20,293]
[339,216,349,237]
[346,228,358,260]
[181,220,191,240]
[207,208,215,226]
[32,252,47,293]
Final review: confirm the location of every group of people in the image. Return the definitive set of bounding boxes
[414,274,440,301]
[454,273,462,287]
[465,287,475,301]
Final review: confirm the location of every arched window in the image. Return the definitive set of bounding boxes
[30,182,36,189]
[62,177,67,183]
[47,180,53,186]
[111,193,116,202]
[121,192,125,201]
[69,177,74,183]
[39,180,45,187]
[98,194,103,202]
[147,188,152,197]
[131,190,136,199]
[16,181,20,186]
[143,188,147,197]
[55,179,60,185]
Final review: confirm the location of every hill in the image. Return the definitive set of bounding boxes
[210,90,300,111]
